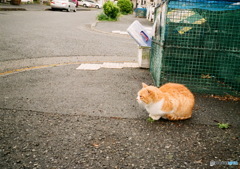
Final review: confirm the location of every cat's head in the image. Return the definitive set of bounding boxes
[137,83,160,105]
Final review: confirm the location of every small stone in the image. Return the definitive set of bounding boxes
[165,145,171,149]
[34,143,40,146]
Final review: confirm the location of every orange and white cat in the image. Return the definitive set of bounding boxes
[137,83,195,121]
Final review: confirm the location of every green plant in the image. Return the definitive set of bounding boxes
[218,123,230,129]
[146,117,155,123]
[103,1,120,20]
[97,13,109,21]
[117,0,133,15]
[97,12,120,21]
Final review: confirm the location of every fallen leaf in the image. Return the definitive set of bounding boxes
[205,95,240,101]
[201,74,211,79]
[92,143,99,148]
[194,160,202,164]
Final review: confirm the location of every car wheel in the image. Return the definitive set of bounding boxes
[73,7,76,12]
[95,5,99,9]
[83,4,87,7]
[67,6,71,12]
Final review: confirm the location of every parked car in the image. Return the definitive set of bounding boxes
[51,0,77,12]
[72,0,79,7]
[78,0,102,8]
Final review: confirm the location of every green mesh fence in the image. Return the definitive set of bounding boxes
[150,0,240,96]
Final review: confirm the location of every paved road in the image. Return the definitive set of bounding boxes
[0,10,138,62]
[0,7,240,169]
[0,9,150,119]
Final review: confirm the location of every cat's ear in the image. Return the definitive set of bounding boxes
[142,83,148,88]
[146,88,154,95]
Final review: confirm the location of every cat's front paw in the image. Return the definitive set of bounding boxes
[149,114,161,120]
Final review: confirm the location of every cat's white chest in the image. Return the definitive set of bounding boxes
[144,99,167,120]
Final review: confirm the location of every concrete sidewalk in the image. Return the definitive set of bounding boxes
[93,14,153,35]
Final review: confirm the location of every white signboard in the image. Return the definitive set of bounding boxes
[127,20,152,47]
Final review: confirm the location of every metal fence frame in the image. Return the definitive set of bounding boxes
[150,0,240,96]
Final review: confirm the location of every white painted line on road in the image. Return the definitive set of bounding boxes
[76,64,102,70]
[112,30,129,35]
[76,62,139,70]
[120,31,129,35]
[123,62,139,68]
[102,62,124,69]
[0,61,140,76]
[112,30,121,34]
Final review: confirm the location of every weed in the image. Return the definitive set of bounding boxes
[97,13,110,21]
[218,123,230,129]
[97,12,120,21]
[146,117,155,123]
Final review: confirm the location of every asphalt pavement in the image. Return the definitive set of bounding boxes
[0,3,153,33]
[0,4,240,169]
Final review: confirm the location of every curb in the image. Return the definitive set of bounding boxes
[90,21,130,37]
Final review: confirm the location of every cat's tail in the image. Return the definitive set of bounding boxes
[164,113,191,121]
